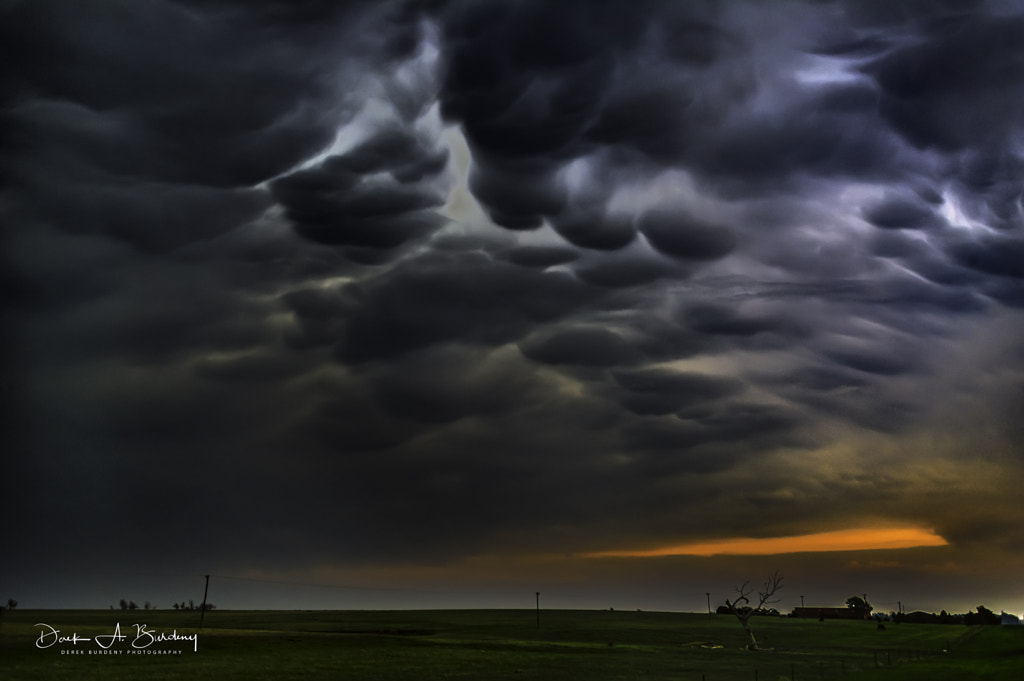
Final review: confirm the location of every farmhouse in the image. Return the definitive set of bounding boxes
[793,606,868,620]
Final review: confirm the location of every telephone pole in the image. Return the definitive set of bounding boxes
[199,575,210,629]
[706,592,711,616]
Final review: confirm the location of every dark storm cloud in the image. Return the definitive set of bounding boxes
[863,193,945,230]
[287,196,447,250]
[683,302,787,337]
[335,251,600,363]
[823,346,917,376]
[2,0,347,188]
[194,351,306,383]
[497,245,581,268]
[984,280,1024,308]
[434,0,748,238]
[308,379,429,453]
[519,326,642,367]
[637,209,737,261]
[950,234,1024,279]
[678,401,805,440]
[438,0,617,159]
[341,127,450,181]
[269,127,452,252]
[5,0,1024,612]
[368,345,548,425]
[550,206,638,251]
[777,366,869,393]
[610,368,743,416]
[572,248,679,288]
[863,11,1024,152]
[692,90,898,191]
[621,400,807,467]
[1,0,447,261]
[468,165,568,230]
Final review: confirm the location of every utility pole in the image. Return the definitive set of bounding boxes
[199,575,210,629]
[706,592,711,616]
[801,595,805,608]
[535,592,540,631]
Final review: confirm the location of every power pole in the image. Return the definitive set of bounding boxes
[199,575,210,629]
[535,592,540,631]
[801,595,805,608]
[706,592,711,616]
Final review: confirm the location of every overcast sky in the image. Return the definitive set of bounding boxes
[3,0,1024,615]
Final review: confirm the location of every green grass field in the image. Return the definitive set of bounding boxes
[1,609,1020,680]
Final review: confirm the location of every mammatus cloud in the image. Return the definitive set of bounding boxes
[2,0,1024,614]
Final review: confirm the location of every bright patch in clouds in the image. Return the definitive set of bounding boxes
[590,528,949,558]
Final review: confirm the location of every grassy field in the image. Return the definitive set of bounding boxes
[1,608,1021,680]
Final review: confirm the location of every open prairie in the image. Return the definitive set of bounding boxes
[1,609,1021,680]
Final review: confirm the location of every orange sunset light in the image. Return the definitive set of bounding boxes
[589,527,949,558]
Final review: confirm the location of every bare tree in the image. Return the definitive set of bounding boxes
[724,570,783,651]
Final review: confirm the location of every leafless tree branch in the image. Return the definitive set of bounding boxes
[723,570,783,651]
[756,570,783,609]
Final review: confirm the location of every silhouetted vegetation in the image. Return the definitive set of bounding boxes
[845,595,872,616]
[170,600,214,611]
[109,599,215,612]
[891,605,1001,625]
[724,570,784,650]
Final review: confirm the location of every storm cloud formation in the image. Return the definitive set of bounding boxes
[3,0,1024,613]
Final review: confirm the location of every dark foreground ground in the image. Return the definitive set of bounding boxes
[1,608,1021,680]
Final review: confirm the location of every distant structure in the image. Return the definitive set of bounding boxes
[793,606,868,621]
[1001,612,1021,626]
[901,611,940,624]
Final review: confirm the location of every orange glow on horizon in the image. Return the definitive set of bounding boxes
[588,527,949,558]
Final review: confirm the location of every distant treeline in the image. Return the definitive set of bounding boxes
[713,603,1004,626]
[891,606,1001,626]
[112,599,214,611]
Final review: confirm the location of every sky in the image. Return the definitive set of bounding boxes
[2,0,1023,617]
